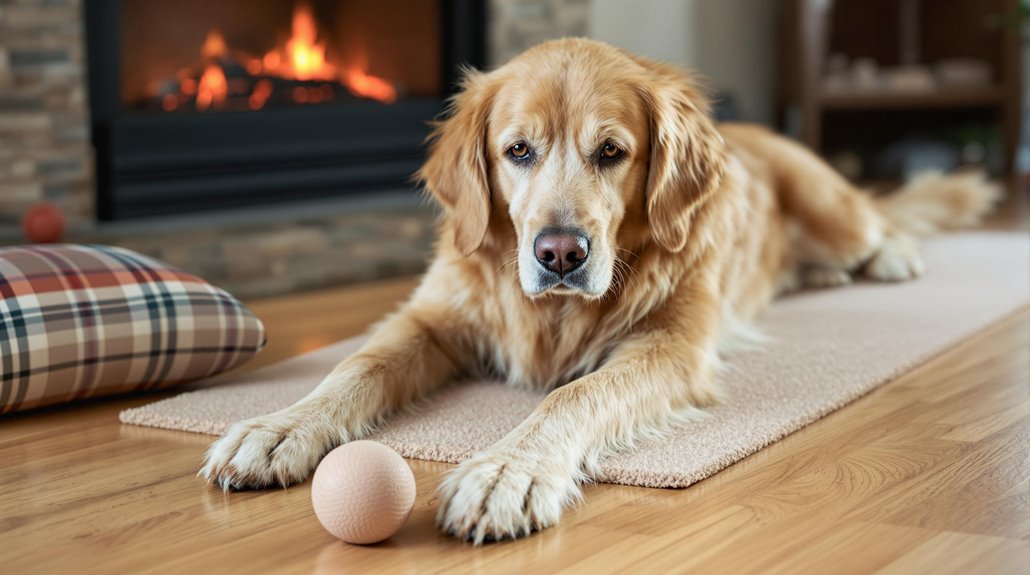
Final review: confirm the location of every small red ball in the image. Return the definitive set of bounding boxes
[22,202,66,244]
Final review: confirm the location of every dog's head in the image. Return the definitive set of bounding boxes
[420,39,726,299]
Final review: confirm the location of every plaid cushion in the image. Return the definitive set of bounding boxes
[0,244,266,414]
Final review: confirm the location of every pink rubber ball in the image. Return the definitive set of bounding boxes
[310,441,416,544]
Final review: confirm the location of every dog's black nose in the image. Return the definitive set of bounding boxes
[534,230,589,276]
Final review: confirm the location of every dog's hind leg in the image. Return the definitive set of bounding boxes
[776,162,888,284]
[760,136,997,286]
[724,129,886,283]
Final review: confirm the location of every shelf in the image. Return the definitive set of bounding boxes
[820,87,1005,110]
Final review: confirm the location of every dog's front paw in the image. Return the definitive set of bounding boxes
[436,450,580,544]
[865,236,924,282]
[200,407,339,490]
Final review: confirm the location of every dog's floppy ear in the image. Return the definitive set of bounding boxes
[639,70,727,252]
[419,70,496,256]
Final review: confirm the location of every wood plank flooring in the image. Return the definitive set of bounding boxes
[1,278,1027,574]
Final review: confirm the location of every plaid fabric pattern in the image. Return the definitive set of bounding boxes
[0,244,266,414]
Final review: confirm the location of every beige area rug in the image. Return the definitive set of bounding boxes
[121,232,1029,488]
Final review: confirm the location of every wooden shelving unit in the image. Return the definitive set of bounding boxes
[819,86,1006,110]
[778,0,1022,181]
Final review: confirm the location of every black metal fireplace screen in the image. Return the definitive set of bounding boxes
[84,0,485,220]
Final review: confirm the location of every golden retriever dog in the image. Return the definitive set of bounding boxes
[201,38,997,543]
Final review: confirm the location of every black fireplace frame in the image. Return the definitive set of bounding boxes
[84,0,485,220]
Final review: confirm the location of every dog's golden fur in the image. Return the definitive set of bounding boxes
[201,39,998,543]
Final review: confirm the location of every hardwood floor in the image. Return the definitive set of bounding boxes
[1,277,1027,574]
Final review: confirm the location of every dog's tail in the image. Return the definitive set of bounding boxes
[874,171,1002,237]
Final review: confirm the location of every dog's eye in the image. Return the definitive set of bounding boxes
[599,141,624,163]
[508,142,532,162]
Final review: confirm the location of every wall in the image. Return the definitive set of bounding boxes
[489,0,590,66]
[486,0,778,125]
[0,0,93,225]
[589,0,777,125]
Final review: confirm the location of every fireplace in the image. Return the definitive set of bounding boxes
[84,0,485,220]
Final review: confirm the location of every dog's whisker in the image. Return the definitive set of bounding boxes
[499,255,520,273]
[610,257,637,294]
[614,247,640,259]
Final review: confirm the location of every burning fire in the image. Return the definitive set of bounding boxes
[345,69,398,104]
[201,30,228,60]
[163,1,397,112]
[196,65,227,111]
[283,4,331,81]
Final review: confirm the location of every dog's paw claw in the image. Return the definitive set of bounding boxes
[199,410,331,489]
[436,451,577,544]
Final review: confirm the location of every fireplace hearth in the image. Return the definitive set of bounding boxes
[85,0,485,220]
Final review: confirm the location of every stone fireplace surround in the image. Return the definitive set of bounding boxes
[0,0,588,298]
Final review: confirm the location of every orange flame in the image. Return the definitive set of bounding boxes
[196,65,227,110]
[201,30,227,60]
[249,79,273,110]
[346,68,397,104]
[259,2,397,103]
[285,4,330,81]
